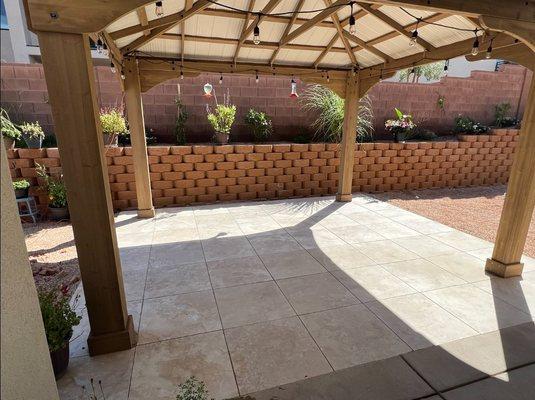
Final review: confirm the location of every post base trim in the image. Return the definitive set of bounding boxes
[336,193,352,202]
[137,207,155,218]
[485,258,524,278]
[87,315,137,356]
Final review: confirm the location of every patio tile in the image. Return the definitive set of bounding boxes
[467,248,535,273]
[123,268,147,301]
[382,259,466,292]
[424,284,532,333]
[425,251,489,282]
[331,225,386,244]
[301,305,411,370]
[369,222,421,239]
[144,262,211,299]
[331,266,417,302]
[259,250,326,279]
[149,241,204,267]
[315,213,360,229]
[308,244,376,271]
[393,235,458,257]
[247,231,303,254]
[152,228,199,244]
[235,216,282,235]
[129,331,238,400]
[353,240,419,264]
[287,227,347,249]
[277,273,359,314]
[57,349,134,400]
[119,246,151,271]
[214,281,295,328]
[225,316,332,394]
[201,235,256,262]
[367,293,477,350]
[116,231,154,248]
[138,291,221,344]
[207,255,272,289]
[344,211,392,226]
[153,214,196,231]
[429,231,492,251]
[474,276,535,316]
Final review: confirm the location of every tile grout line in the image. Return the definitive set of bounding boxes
[399,354,445,400]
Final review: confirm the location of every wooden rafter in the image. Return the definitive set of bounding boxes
[280,0,349,46]
[233,0,257,63]
[323,0,357,65]
[120,0,212,54]
[269,0,305,65]
[358,2,435,51]
[136,7,150,36]
[313,34,340,67]
[342,30,393,62]
[181,0,193,61]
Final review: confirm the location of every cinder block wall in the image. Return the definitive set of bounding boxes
[0,63,531,142]
[7,128,518,213]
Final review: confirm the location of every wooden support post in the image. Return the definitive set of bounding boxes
[486,78,535,278]
[123,57,155,218]
[37,31,136,355]
[336,73,360,202]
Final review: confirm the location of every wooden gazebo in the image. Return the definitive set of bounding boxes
[18,0,535,357]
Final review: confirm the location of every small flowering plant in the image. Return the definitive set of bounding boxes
[384,108,416,142]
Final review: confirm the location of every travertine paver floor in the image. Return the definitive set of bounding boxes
[58,195,535,399]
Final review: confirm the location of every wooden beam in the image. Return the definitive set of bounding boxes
[342,30,394,62]
[324,0,358,65]
[100,30,125,91]
[269,0,304,65]
[313,34,340,67]
[123,57,155,218]
[37,31,136,355]
[180,0,193,61]
[486,78,535,277]
[120,0,212,55]
[480,15,535,52]
[336,73,360,202]
[281,0,349,46]
[358,2,435,51]
[136,7,150,36]
[466,43,534,70]
[233,0,257,63]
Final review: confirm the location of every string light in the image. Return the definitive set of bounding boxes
[155,1,164,17]
[410,19,420,47]
[486,38,494,59]
[348,2,356,35]
[180,67,184,79]
[471,31,480,56]
[96,38,103,53]
[326,71,330,83]
[253,19,260,45]
[102,42,109,57]
[219,73,223,84]
[255,71,259,83]
[443,59,449,71]
[120,70,126,80]
[110,62,116,74]
[290,77,298,98]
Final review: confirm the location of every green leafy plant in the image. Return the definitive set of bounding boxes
[176,376,213,400]
[384,108,417,141]
[454,115,489,134]
[207,104,236,135]
[245,109,273,142]
[301,85,374,143]
[36,163,68,208]
[12,179,30,190]
[100,108,128,136]
[399,61,445,83]
[437,95,446,111]
[494,102,519,128]
[20,121,45,139]
[38,290,81,352]
[1,108,22,140]
[175,98,189,145]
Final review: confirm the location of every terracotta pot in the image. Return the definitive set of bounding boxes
[15,188,29,199]
[103,133,118,146]
[50,341,70,379]
[214,132,229,144]
[3,137,15,151]
[48,206,70,221]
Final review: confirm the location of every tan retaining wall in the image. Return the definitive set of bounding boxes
[7,129,518,214]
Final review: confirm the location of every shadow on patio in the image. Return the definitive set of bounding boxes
[59,195,535,399]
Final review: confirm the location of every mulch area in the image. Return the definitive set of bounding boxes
[374,185,535,258]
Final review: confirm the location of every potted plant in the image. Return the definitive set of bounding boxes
[13,179,30,199]
[100,107,128,146]
[36,163,69,220]
[38,290,81,379]
[20,121,45,149]
[206,93,236,144]
[245,108,273,142]
[1,108,22,150]
[385,108,416,142]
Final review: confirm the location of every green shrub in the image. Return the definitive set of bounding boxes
[454,115,488,134]
[175,98,189,145]
[38,290,81,352]
[301,85,374,143]
[36,163,68,208]
[100,108,128,136]
[494,102,519,128]
[245,109,273,142]
[1,108,22,141]
[207,104,236,135]
[404,128,438,141]
[176,376,211,400]
[13,179,30,190]
[20,121,45,139]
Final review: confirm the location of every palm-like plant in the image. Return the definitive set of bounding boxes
[301,85,374,143]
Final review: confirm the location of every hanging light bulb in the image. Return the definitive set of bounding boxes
[120,70,126,80]
[110,62,116,74]
[443,59,449,72]
[326,71,330,83]
[379,70,383,82]
[348,2,356,35]
[409,19,419,47]
[102,42,109,57]
[253,23,260,45]
[155,1,164,17]
[486,39,493,59]
[219,73,223,85]
[255,71,259,84]
[180,68,184,80]
[203,82,213,98]
[96,38,103,54]
[289,77,298,98]
[471,31,480,56]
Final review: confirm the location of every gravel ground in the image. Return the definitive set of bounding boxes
[374,185,535,258]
